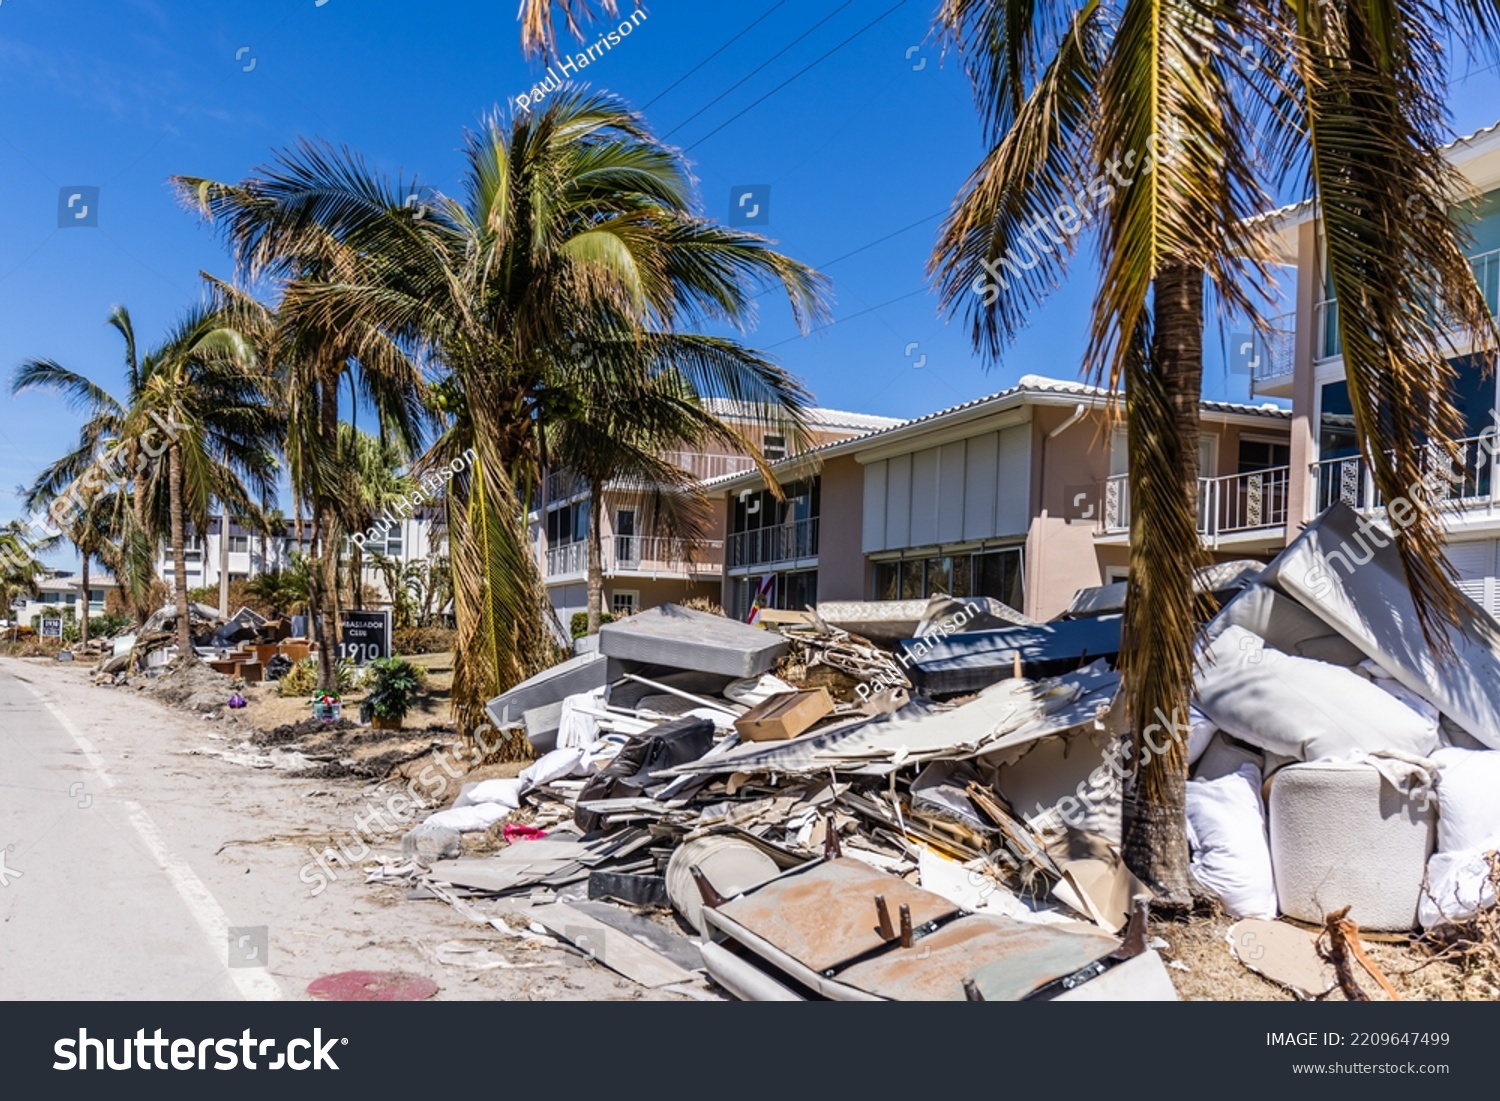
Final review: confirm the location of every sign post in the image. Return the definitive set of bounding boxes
[40,618,63,640]
[338,610,392,665]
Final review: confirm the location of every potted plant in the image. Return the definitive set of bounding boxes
[364,655,424,731]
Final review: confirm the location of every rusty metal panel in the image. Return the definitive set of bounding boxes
[716,858,958,974]
[839,915,1119,1002]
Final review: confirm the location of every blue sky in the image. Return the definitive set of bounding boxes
[3,0,1500,569]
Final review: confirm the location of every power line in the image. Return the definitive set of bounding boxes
[662,0,857,140]
[766,286,930,349]
[641,0,788,111]
[683,0,911,152]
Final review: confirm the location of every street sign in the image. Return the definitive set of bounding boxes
[338,610,391,665]
[40,618,63,639]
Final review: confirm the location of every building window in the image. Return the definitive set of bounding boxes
[611,590,638,616]
[734,570,817,618]
[228,535,249,553]
[1238,438,1290,472]
[873,546,1024,609]
[545,499,589,546]
[762,434,787,461]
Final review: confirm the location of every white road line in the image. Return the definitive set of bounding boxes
[25,684,283,1001]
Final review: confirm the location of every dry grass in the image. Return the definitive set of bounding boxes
[1160,886,1500,1002]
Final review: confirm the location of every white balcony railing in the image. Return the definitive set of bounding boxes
[1313,434,1500,515]
[728,517,819,570]
[542,536,725,578]
[1315,245,1500,364]
[1102,467,1290,542]
[1249,312,1296,385]
[657,452,759,482]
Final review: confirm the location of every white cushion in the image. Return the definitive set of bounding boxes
[1186,763,1277,919]
[1433,747,1500,853]
[1194,626,1439,761]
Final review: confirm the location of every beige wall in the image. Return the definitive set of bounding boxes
[1024,406,1116,618]
[1287,219,1320,542]
[816,454,868,600]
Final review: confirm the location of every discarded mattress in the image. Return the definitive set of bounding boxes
[897,616,1123,695]
[1268,760,1436,931]
[484,650,607,730]
[1253,502,1500,750]
[599,604,788,678]
[815,595,1033,646]
[1193,625,1440,762]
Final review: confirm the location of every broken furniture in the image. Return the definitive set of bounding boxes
[1269,760,1436,932]
[692,856,1175,1001]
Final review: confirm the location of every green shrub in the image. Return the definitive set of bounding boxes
[392,625,456,654]
[278,657,359,697]
[570,610,615,639]
[364,655,426,721]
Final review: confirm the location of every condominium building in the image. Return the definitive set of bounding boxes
[712,376,1292,621]
[1248,120,1500,618]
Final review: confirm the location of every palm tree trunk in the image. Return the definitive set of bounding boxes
[167,442,195,661]
[218,507,230,617]
[586,481,605,635]
[80,555,91,647]
[1118,260,1205,910]
[309,499,338,691]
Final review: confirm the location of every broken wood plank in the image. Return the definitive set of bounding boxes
[528,902,697,988]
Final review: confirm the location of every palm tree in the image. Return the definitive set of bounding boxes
[547,334,812,635]
[14,304,280,659]
[331,422,414,611]
[928,0,1500,903]
[0,519,54,639]
[515,0,638,59]
[176,90,828,742]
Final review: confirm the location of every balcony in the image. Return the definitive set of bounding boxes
[542,536,725,579]
[1314,434,1499,516]
[1102,467,1290,546]
[1248,313,1296,394]
[658,451,759,482]
[1315,245,1500,365]
[728,517,819,570]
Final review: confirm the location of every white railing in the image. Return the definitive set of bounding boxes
[1314,245,1500,364]
[1249,312,1296,385]
[1102,467,1290,541]
[1313,434,1500,514]
[544,541,589,576]
[543,470,587,507]
[610,535,724,573]
[542,536,725,578]
[728,517,819,569]
[658,452,759,482]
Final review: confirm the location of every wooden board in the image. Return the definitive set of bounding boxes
[528,902,697,988]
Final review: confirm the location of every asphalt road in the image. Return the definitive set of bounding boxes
[0,664,265,999]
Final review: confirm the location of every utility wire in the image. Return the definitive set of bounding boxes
[683,0,911,152]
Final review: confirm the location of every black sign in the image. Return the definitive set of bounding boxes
[338,610,391,665]
[40,618,63,639]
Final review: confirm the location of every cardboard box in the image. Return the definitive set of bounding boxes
[733,688,834,742]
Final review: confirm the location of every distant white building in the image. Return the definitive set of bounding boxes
[11,570,119,626]
[152,514,447,609]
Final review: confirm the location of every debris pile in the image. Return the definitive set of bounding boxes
[346,598,1176,1001]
